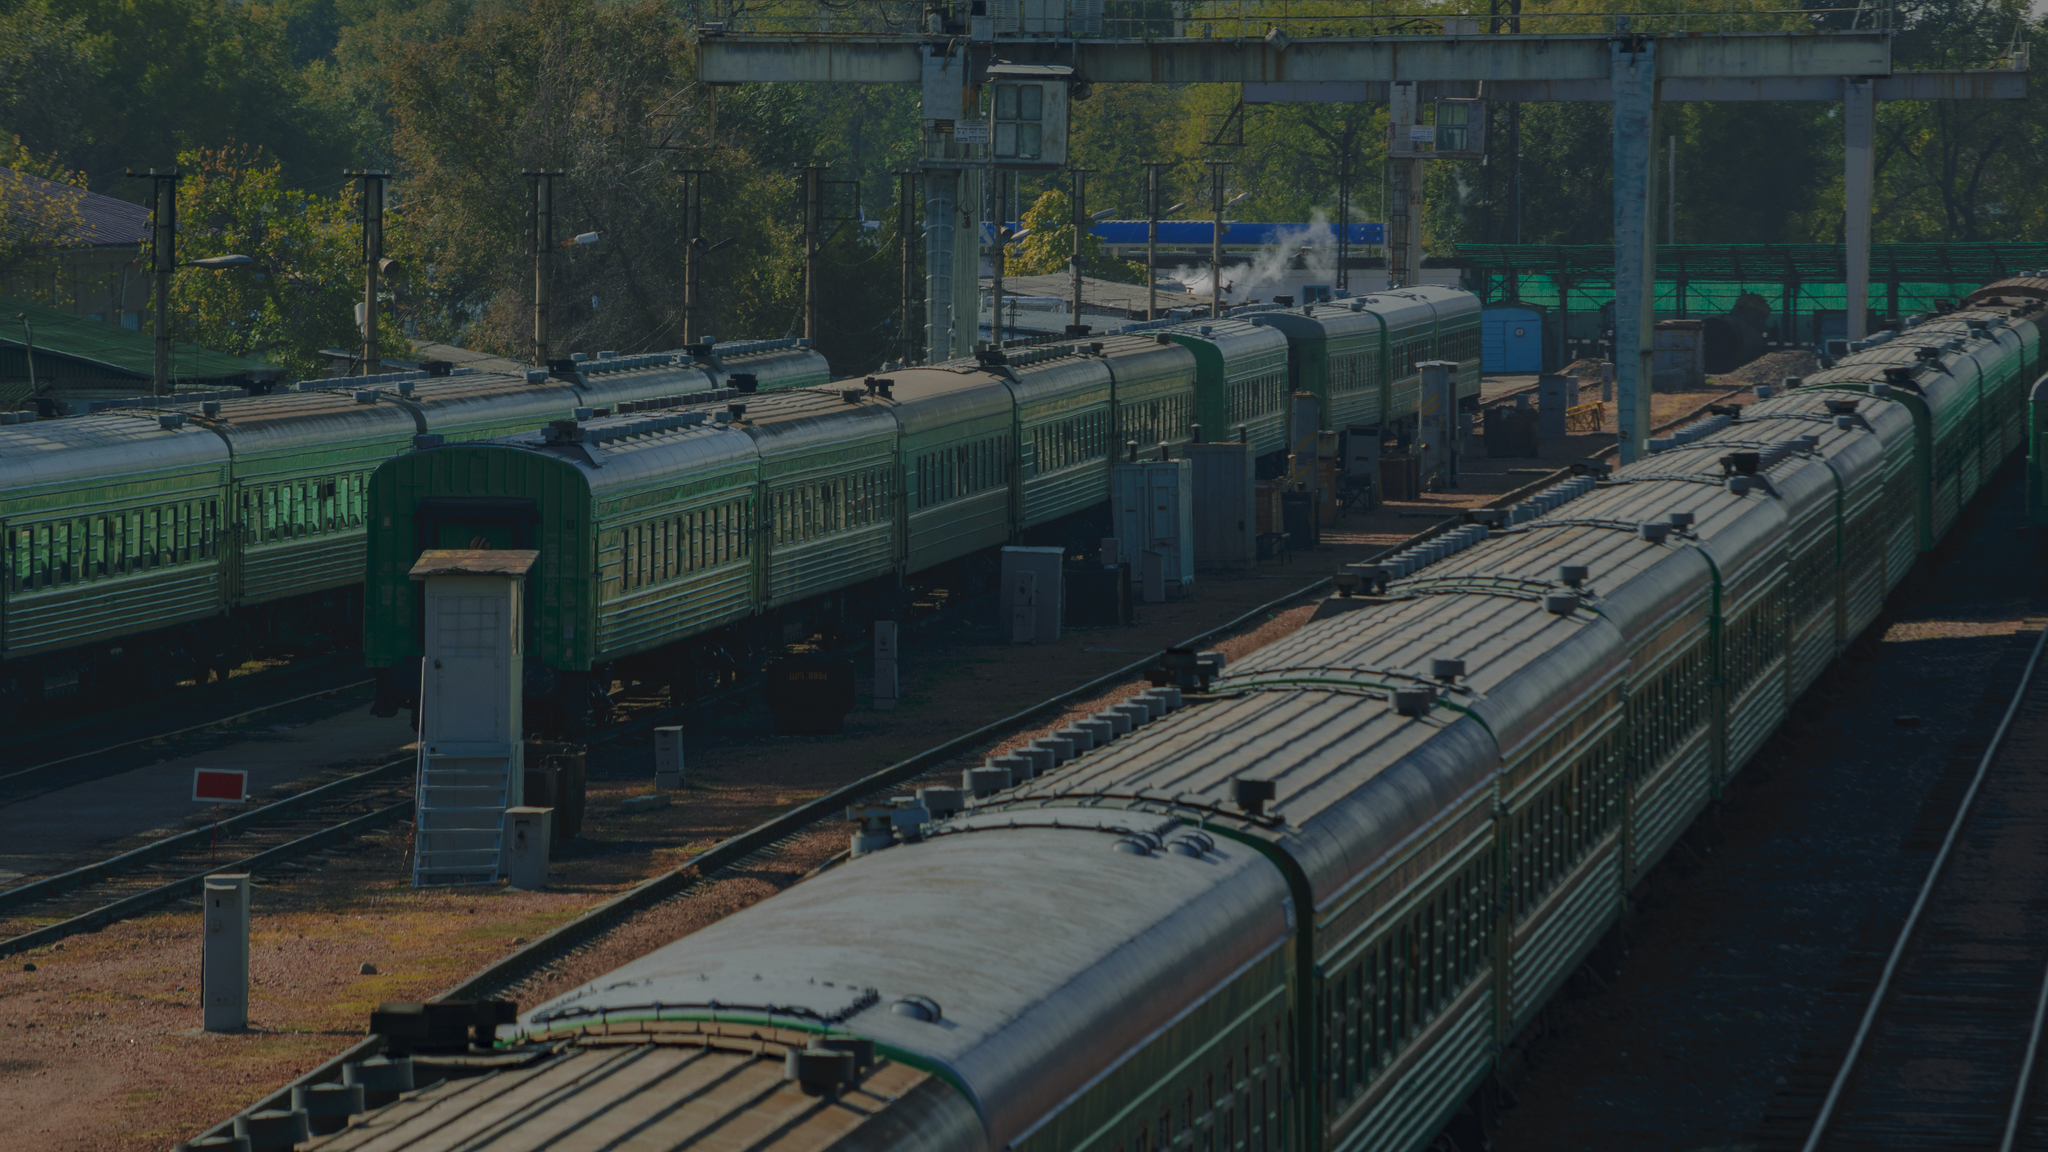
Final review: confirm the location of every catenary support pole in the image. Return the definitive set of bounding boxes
[681,169,707,347]
[351,171,387,376]
[990,169,1006,348]
[1844,79,1875,342]
[1068,167,1091,334]
[126,168,180,396]
[1611,35,1658,463]
[799,164,826,343]
[1145,161,1165,319]
[526,171,559,366]
[897,170,918,364]
[1210,163,1223,316]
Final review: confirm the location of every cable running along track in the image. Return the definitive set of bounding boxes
[1798,623,2048,1151]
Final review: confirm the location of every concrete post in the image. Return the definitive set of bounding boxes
[1844,79,1875,341]
[873,621,899,711]
[654,726,683,788]
[1611,37,1658,462]
[202,873,250,1033]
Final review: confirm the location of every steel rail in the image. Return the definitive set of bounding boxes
[1800,622,2048,1152]
[0,677,376,784]
[180,384,1755,1143]
[0,799,413,958]
[0,756,412,914]
[2003,955,2048,1152]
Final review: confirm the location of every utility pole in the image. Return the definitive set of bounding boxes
[1067,167,1092,336]
[1335,146,1352,294]
[525,171,561,366]
[798,164,827,343]
[679,169,708,346]
[126,168,180,396]
[1144,161,1166,319]
[896,169,918,364]
[1208,161,1229,318]
[989,169,1007,350]
[347,171,388,376]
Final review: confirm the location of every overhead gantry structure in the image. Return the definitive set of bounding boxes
[698,12,2025,462]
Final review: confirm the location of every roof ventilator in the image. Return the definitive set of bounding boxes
[1233,778,1277,817]
[1167,831,1215,858]
[786,1047,856,1096]
[1639,521,1671,544]
[158,412,185,431]
[1668,511,1695,530]
[1432,658,1465,683]
[1393,688,1436,717]
[1557,564,1589,588]
[1544,591,1580,615]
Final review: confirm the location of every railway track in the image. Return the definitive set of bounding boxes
[1766,621,2048,1151]
[0,757,414,958]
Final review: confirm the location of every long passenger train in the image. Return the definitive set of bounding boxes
[361,286,1483,728]
[0,339,826,719]
[314,282,2043,1151]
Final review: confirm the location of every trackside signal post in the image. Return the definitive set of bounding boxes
[696,15,2025,463]
[408,548,538,887]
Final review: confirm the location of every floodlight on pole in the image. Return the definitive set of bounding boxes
[564,231,601,247]
[1089,207,1118,221]
[181,255,254,270]
[1163,202,1187,215]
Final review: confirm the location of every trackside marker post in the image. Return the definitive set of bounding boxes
[194,769,248,866]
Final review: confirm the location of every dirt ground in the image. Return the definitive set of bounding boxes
[0,380,1748,1151]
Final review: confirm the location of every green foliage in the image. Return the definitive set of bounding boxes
[0,0,2045,376]
[1008,188,1146,284]
[166,145,402,381]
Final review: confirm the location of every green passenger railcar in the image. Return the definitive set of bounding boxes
[886,368,1017,575]
[0,414,229,681]
[1007,348,1118,529]
[1250,304,1385,433]
[1096,333,1198,458]
[1166,318,1291,456]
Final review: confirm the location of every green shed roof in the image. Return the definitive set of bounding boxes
[0,294,277,384]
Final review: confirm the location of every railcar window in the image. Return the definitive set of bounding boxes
[1226,367,1287,427]
[1031,411,1109,476]
[769,466,891,546]
[1330,349,1371,398]
[615,496,755,591]
[914,434,1012,510]
[5,499,219,591]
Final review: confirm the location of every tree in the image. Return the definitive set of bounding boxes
[1007,188,1146,283]
[0,136,91,296]
[167,145,402,381]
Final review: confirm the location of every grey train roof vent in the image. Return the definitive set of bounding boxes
[1544,591,1580,615]
[1392,688,1436,717]
[1727,475,1757,496]
[1557,564,1589,588]
[1823,397,1860,415]
[1233,778,1277,817]
[1113,835,1154,856]
[1431,658,1465,683]
[818,1037,875,1074]
[158,412,185,431]
[1167,831,1215,858]
[202,401,221,417]
[1639,522,1671,544]
[1668,511,1695,529]
[785,1047,855,1096]
[891,995,942,1023]
[354,389,378,404]
[1835,415,1858,430]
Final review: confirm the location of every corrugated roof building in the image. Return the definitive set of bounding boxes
[0,294,277,413]
[0,168,154,329]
